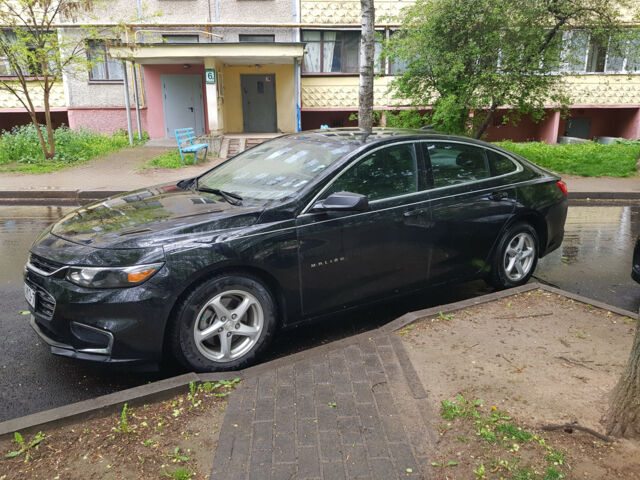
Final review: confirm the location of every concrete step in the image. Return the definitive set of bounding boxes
[219,136,270,159]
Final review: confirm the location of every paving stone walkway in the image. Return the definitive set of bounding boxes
[211,335,436,480]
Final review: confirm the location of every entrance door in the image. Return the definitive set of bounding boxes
[566,118,591,139]
[241,74,277,132]
[161,74,205,138]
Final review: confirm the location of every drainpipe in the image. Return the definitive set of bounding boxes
[132,64,142,140]
[122,60,134,145]
[294,59,301,132]
[294,0,301,131]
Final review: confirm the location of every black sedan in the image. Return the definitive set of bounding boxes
[25,129,568,371]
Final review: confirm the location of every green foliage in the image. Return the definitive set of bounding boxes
[4,431,45,462]
[0,124,147,173]
[147,149,194,169]
[542,466,565,480]
[545,449,565,466]
[166,447,189,462]
[496,422,533,442]
[441,394,482,420]
[381,109,431,129]
[496,141,640,177]
[115,402,132,434]
[163,466,195,479]
[384,0,633,138]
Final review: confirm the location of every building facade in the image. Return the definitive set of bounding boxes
[1,0,639,142]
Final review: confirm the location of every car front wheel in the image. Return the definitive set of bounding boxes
[169,274,276,372]
[488,222,539,289]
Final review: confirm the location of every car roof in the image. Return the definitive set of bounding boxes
[288,128,492,148]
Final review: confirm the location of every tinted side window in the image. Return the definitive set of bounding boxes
[487,149,518,176]
[426,142,490,188]
[326,144,418,201]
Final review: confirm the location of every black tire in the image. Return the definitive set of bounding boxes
[487,222,539,290]
[169,274,277,372]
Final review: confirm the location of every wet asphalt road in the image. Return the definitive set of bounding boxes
[0,203,638,423]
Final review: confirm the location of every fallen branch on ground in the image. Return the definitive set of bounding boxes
[540,422,613,443]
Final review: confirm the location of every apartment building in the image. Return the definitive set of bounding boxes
[1,0,639,143]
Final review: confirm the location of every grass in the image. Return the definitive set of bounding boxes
[496,140,640,177]
[147,149,210,169]
[439,395,568,479]
[0,124,148,174]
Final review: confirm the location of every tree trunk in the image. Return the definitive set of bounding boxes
[43,78,55,158]
[358,0,375,133]
[607,315,640,438]
[474,103,498,139]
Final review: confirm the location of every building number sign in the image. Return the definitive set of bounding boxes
[205,69,216,84]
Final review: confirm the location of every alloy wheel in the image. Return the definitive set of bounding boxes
[503,232,535,282]
[193,289,264,363]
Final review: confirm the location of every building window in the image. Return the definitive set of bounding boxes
[586,36,607,72]
[302,30,383,74]
[0,29,52,77]
[239,34,275,42]
[559,29,640,74]
[87,41,123,81]
[162,34,199,43]
[0,30,18,76]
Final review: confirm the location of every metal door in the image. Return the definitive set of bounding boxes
[161,74,205,138]
[566,118,591,139]
[241,74,277,132]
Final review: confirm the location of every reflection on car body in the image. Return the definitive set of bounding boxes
[24,128,568,372]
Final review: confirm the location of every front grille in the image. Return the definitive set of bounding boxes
[26,279,56,321]
[29,254,64,274]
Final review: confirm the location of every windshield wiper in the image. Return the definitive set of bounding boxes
[195,185,243,206]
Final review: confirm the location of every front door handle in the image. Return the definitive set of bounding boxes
[188,107,194,112]
[489,191,508,201]
[403,208,424,217]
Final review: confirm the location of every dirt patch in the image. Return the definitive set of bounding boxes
[0,379,239,480]
[399,289,640,479]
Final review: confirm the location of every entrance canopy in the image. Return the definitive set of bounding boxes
[109,42,305,65]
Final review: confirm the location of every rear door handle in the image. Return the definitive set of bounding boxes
[489,191,508,201]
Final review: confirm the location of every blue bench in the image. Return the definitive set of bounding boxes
[175,128,209,165]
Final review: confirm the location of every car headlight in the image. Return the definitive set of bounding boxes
[66,263,164,288]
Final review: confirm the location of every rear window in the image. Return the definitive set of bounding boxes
[425,142,490,187]
[487,149,518,176]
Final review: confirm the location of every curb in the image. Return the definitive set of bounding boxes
[0,190,125,206]
[0,282,637,439]
[0,190,638,205]
[568,192,640,200]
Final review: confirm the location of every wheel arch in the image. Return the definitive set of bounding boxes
[161,264,288,358]
[504,212,548,256]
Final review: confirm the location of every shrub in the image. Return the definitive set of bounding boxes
[0,124,148,173]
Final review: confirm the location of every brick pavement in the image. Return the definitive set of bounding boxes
[211,335,437,480]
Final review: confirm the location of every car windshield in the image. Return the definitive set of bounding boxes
[198,136,355,202]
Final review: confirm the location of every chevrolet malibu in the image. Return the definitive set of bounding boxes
[25,129,568,371]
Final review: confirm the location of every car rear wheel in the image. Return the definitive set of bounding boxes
[169,274,276,372]
[487,222,539,289]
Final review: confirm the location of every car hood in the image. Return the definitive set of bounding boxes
[49,183,264,249]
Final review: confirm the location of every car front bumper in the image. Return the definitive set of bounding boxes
[25,266,173,365]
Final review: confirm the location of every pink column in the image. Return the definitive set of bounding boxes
[621,107,640,139]
[538,110,560,144]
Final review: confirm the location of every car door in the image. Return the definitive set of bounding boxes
[422,141,519,284]
[296,142,432,317]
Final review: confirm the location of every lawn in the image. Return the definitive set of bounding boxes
[0,124,147,174]
[496,140,640,177]
[147,149,211,169]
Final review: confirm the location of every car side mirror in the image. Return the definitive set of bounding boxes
[310,192,369,213]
